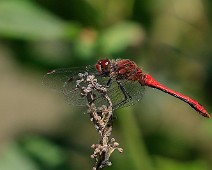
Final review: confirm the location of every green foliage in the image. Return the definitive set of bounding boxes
[0,0,70,40]
[0,144,39,170]
[0,0,212,170]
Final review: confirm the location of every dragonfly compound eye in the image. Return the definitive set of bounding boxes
[101,59,110,68]
[96,59,111,74]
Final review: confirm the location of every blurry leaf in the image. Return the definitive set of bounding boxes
[74,28,97,58]
[118,107,154,170]
[99,22,145,54]
[0,0,80,40]
[155,156,208,170]
[0,143,39,170]
[21,135,66,168]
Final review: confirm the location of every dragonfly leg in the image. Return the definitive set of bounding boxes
[113,81,132,110]
[62,77,75,95]
[63,76,73,88]
[106,78,113,87]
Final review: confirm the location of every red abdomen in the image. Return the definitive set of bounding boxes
[142,74,210,118]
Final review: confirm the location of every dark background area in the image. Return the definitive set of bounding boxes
[0,0,212,169]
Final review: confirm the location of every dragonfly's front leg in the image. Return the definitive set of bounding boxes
[113,80,132,110]
[63,76,73,88]
[106,78,113,87]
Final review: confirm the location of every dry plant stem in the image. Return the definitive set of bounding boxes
[76,72,123,170]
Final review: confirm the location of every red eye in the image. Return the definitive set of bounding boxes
[96,59,110,74]
[101,59,110,68]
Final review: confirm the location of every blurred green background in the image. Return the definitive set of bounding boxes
[0,0,212,169]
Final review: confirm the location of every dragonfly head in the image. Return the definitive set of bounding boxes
[96,59,111,76]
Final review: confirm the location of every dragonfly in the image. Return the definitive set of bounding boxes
[43,58,210,118]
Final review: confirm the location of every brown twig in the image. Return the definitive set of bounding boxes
[76,72,123,170]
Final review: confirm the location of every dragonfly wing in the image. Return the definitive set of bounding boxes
[43,66,96,106]
[110,79,145,109]
[121,80,145,107]
[64,71,110,106]
[43,66,96,91]
[43,66,144,109]
[92,79,145,110]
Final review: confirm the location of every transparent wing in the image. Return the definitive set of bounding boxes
[93,78,145,110]
[43,66,97,106]
[43,66,145,109]
[43,66,96,91]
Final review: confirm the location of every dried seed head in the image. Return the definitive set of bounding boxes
[75,71,122,169]
[114,142,119,147]
[110,138,115,142]
[118,148,123,153]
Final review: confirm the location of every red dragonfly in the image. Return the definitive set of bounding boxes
[43,59,210,118]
